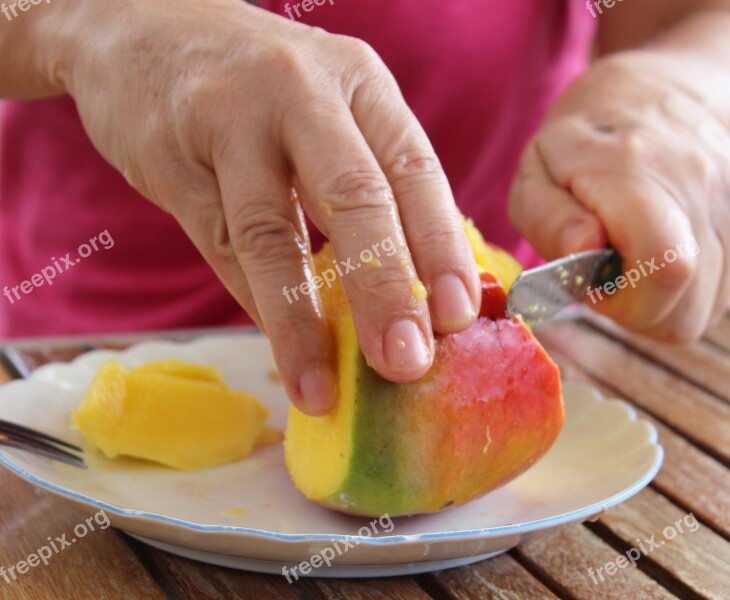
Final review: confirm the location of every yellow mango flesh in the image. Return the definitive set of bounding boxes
[462,216,522,286]
[285,218,532,514]
[73,359,270,470]
[133,359,223,383]
[286,301,359,500]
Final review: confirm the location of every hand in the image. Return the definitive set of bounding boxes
[56,0,480,413]
[509,51,730,342]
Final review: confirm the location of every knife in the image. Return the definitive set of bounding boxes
[506,249,623,323]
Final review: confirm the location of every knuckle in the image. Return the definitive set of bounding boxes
[611,128,647,165]
[413,216,465,251]
[252,41,304,79]
[178,200,238,263]
[354,263,418,305]
[685,150,718,190]
[267,312,317,344]
[209,209,237,263]
[250,42,328,105]
[386,146,444,184]
[340,36,383,70]
[231,208,300,265]
[173,74,215,122]
[652,254,696,290]
[337,36,391,91]
[324,169,393,215]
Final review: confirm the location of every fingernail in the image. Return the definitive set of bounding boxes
[298,364,337,416]
[560,216,604,254]
[383,319,432,376]
[431,274,476,330]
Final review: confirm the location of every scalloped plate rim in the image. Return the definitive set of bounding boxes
[0,334,664,547]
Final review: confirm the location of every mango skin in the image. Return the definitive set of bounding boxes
[346,319,560,516]
[73,359,270,470]
[285,222,564,517]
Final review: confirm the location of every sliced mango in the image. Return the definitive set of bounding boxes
[73,359,270,470]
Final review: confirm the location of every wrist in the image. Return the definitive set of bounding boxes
[15,0,139,98]
[32,0,122,98]
[0,0,90,97]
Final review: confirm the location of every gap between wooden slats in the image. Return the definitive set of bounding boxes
[552,352,730,540]
[584,314,729,402]
[419,553,559,599]
[513,525,678,600]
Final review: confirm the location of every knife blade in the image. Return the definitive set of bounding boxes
[506,249,622,323]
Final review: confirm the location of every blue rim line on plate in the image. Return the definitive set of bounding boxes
[0,335,664,546]
[0,436,663,544]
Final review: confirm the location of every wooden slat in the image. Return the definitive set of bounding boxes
[551,352,730,539]
[423,553,559,599]
[585,315,729,401]
[312,577,432,600]
[535,321,730,464]
[124,541,308,600]
[590,488,730,600]
[130,541,435,600]
[515,525,677,599]
[0,472,165,600]
[704,316,730,352]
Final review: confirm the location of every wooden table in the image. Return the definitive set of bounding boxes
[0,315,728,600]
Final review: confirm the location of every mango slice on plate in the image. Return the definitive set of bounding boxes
[73,359,271,470]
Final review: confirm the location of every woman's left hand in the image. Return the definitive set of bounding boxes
[509,50,730,341]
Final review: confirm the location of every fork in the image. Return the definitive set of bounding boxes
[0,418,86,468]
[0,345,86,468]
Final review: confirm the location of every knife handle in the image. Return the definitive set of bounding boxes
[592,250,623,288]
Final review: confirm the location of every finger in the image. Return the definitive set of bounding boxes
[349,68,481,334]
[283,100,434,383]
[710,224,730,327]
[160,166,264,329]
[568,174,696,330]
[509,142,609,259]
[643,233,719,342]
[216,151,337,416]
[533,120,699,331]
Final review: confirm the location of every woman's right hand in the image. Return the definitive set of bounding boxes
[38,0,481,414]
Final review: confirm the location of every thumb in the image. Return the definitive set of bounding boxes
[509,143,608,259]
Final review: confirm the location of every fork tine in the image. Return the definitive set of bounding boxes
[0,425,85,460]
[0,433,87,469]
[0,419,83,452]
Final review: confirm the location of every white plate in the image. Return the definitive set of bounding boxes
[0,334,663,578]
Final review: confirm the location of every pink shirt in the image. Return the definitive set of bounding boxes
[0,1,595,338]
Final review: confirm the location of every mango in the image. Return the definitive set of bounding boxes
[73,359,270,470]
[284,220,563,516]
